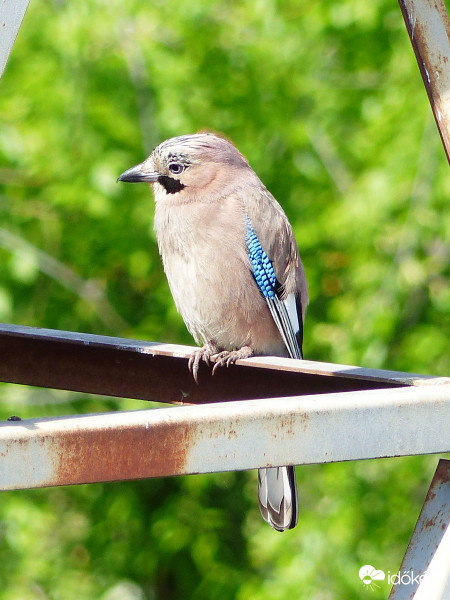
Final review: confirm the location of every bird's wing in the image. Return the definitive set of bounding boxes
[244,186,308,359]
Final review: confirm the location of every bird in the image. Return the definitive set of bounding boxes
[118,132,308,531]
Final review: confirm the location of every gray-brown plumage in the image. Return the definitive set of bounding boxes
[118,132,308,531]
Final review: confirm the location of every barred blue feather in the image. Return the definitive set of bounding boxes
[245,216,303,361]
[245,217,277,298]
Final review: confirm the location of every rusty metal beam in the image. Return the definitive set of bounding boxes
[0,323,441,405]
[0,384,449,491]
[399,0,450,163]
[389,459,450,600]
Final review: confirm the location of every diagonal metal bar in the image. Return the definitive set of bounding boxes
[0,0,30,79]
[389,459,450,600]
[399,0,450,163]
[0,323,442,405]
[0,384,449,491]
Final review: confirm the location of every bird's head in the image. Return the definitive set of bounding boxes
[117,133,251,202]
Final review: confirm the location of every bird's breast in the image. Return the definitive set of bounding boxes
[153,199,283,353]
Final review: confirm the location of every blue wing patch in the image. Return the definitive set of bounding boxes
[245,217,277,298]
[245,216,303,359]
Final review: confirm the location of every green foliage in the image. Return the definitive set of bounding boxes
[0,0,448,598]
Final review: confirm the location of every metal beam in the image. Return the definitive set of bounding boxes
[0,0,30,78]
[0,384,449,490]
[389,460,450,600]
[0,323,441,406]
[399,0,450,163]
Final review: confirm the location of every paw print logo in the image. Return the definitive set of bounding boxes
[359,565,386,591]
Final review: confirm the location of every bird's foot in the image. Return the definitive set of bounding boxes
[211,346,253,375]
[188,341,219,383]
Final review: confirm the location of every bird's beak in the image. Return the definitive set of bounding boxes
[117,163,159,183]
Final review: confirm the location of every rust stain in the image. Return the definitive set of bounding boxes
[423,516,437,529]
[228,428,237,440]
[436,460,450,483]
[280,411,310,436]
[427,490,437,502]
[52,420,198,486]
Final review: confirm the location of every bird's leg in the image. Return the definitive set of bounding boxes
[188,340,220,383]
[211,345,253,375]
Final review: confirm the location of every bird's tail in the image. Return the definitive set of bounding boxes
[258,466,298,531]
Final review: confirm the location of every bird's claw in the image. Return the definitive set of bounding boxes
[189,344,254,381]
[188,342,219,383]
[211,346,253,375]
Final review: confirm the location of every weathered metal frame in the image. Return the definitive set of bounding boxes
[0,323,449,493]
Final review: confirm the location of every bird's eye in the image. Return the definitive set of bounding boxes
[168,163,184,175]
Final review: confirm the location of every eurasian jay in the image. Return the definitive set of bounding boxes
[118,132,308,531]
